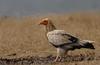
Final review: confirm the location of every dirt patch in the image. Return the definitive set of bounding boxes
[0,55,100,65]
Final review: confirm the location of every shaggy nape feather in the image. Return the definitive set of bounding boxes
[45,20,56,33]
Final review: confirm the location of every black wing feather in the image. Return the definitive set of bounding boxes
[62,34,79,43]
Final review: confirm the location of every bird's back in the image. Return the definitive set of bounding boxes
[47,30,79,47]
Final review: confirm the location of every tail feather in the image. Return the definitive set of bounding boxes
[80,40,95,49]
[62,40,95,51]
[82,40,95,43]
[82,42,95,49]
[65,40,95,50]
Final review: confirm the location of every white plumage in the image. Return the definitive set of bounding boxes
[39,18,95,62]
[47,30,75,46]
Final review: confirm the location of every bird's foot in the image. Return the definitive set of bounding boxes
[54,59,57,62]
[54,57,62,62]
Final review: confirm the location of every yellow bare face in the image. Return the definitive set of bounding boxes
[39,18,49,25]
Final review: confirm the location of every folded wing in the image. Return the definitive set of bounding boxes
[47,30,79,46]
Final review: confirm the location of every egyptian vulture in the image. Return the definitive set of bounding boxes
[39,18,95,62]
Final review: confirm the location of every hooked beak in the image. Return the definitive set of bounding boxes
[38,21,42,25]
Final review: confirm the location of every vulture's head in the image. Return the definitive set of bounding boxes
[39,18,56,32]
[39,18,51,26]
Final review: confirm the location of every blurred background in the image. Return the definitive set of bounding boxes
[0,0,100,16]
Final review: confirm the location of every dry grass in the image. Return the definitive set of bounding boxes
[0,12,99,65]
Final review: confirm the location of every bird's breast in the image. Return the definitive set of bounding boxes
[47,33,69,45]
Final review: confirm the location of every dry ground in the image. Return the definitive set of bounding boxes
[0,12,99,65]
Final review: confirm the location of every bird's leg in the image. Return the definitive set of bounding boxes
[58,56,62,61]
[54,48,65,62]
[54,54,59,62]
[54,54,62,62]
[64,51,68,57]
[54,48,61,62]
